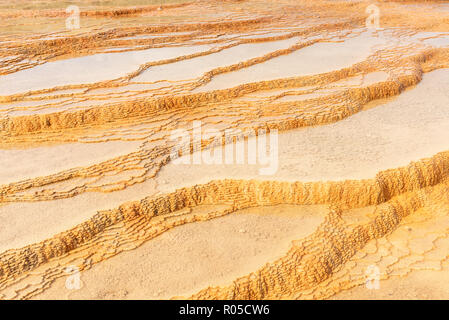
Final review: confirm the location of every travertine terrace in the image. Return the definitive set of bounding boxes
[0,0,449,300]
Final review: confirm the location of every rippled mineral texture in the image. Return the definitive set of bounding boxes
[0,0,449,300]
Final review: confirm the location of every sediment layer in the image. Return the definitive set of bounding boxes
[1,151,449,299]
[1,0,449,299]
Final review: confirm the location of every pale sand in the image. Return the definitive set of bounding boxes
[33,204,327,299]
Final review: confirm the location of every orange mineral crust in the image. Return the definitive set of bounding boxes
[0,0,449,300]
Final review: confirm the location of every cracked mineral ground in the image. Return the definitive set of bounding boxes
[1,0,449,300]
